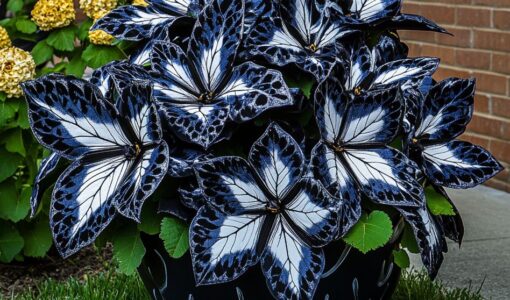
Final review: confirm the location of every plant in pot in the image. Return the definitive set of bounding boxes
[21,0,503,299]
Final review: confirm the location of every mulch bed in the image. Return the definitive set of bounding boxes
[0,245,113,297]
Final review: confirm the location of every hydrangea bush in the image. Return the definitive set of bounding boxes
[15,0,505,298]
[0,0,145,262]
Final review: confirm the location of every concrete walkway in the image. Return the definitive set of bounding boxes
[411,186,510,300]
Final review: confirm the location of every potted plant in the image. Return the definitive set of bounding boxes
[20,0,502,299]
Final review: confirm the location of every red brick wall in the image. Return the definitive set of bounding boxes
[401,0,510,192]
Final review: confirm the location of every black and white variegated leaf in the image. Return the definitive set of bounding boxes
[187,0,244,92]
[92,5,180,41]
[147,0,195,15]
[302,45,342,81]
[280,0,321,45]
[310,142,361,237]
[343,147,424,207]
[261,215,325,300]
[390,14,448,33]
[30,153,61,217]
[371,57,440,90]
[22,75,131,160]
[284,178,341,246]
[345,43,374,91]
[220,62,294,123]
[372,33,409,66]
[51,157,125,257]
[339,87,401,145]
[130,41,154,66]
[315,6,355,48]
[168,148,212,177]
[432,186,464,244]
[190,206,264,285]
[348,0,401,23]
[249,123,305,199]
[422,141,503,189]
[178,182,205,211]
[314,74,349,144]
[158,101,230,149]
[245,1,351,81]
[116,83,163,144]
[189,124,339,298]
[402,88,424,151]
[313,71,424,207]
[244,0,272,35]
[148,3,293,148]
[195,156,268,215]
[103,61,152,96]
[397,205,445,279]
[415,78,475,143]
[150,41,202,103]
[90,61,152,101]
[246,17,305,67]
[24,75,168,257]
[114,142,169,221]
[90,63,114,98]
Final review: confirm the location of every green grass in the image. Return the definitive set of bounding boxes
[393,271,485,300]
[1,270,484,300]
[1,271,150,300]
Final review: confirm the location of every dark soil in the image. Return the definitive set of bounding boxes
[0,245,113,297]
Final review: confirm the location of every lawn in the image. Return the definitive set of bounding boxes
[0,270,484,300]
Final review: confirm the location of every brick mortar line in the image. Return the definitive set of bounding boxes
[406,39,510,58]
[438,65,510,79]
[406,41,496,55]
[464,131,510,144]
[405,1,510,13]
[472,111,510,122]
[404,24,510,34]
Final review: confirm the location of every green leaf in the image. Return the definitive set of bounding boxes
[2,128,26,156]
[7,0,24,13]
[401,224,419,254]
[112,228,146,275]
[66,55,87,78]
[0,92,6,102]
[426,187,455,216]
[82,44,125,69]
[16,101,30,129]
[40,61,68,76]
[0,183,30,222]
[343,211,393,254]
[77,19,93,41]
[21,216,53,257]
[0,221,24,263]
[31,41,54,65]
[0,100,20,127]
[15,19,37,34]
[137,201,162,235]
[160,217,189,259]
[0,148,22,183]
[284,75,315,98]
[46,27,76,52]
[393,249,410,269]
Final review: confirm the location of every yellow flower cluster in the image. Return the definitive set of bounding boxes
[88,10,115,45]
[0,47,36,98]
[0,26,11,49]
[80,0,118,19]
[132,0,148,6]
[31,0,76,31]
[88,29,115,45]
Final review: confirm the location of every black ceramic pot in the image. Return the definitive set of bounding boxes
[138,223,403,300]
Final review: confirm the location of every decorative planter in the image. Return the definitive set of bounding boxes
[138,222,404,300]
